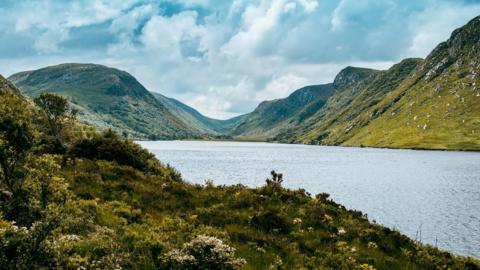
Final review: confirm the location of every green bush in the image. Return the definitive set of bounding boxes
[250,209,292,234]
[68,129,162,174]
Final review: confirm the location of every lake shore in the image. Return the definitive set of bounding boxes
[139,140,480,258]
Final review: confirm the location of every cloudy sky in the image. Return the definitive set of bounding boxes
[0,0,479,119]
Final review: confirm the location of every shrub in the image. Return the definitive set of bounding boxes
[33,93,79,154]
[0,117,34,195]
[251,209,292,234]
[68,129,162,174]
[265,170,283,189]
[162,235,246,270]
[0,219,56,269]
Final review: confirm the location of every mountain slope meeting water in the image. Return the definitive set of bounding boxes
[272,16,480,150]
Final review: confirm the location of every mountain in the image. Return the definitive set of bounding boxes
[228,67,378,139]
[233,15,480,150]
[150,92,243,135]
[228,84,335,139]
[8,63,206,139]
[275,16,480,150]
[274,58,422,144]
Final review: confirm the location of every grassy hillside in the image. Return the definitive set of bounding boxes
[229,67,378,140]
[229,84,336,139]
[341,16,480,150]
[274,59,422,144]
[269,16,480,150]
[288,16,480,150]
[1,74,478,269]
[8,63,205,140]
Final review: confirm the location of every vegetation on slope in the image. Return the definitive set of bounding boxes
[273,16,480,150]
[228,67,379,140]
[341,16,480,150]
[1,76,479,269]
[274,59,422,145]
[229,84,336,139]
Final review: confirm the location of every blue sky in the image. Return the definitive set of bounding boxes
[0,0,479,118]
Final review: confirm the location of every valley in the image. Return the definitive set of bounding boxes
[8,16,480,151]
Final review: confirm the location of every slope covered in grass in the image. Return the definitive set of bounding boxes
[273,16,480,150]
[229,84,336,139]
[341,16,480,150]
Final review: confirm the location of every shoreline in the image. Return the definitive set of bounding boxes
[134,138,480,153]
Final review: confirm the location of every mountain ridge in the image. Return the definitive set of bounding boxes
[239,16,480,150]
[8,63,216,139]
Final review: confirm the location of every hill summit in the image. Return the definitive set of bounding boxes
[9,64,210,139]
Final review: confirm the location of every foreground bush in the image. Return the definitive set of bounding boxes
[163,235,246,270]
[68,129,167,175]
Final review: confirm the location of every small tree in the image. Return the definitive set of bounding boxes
[34,93,72,137]
[0,117,33,196]
[34,93,78,154]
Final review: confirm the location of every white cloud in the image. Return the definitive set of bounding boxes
[221,0,286,58]
[407,3,480,57]
[33,29,70,53]
[298,0,318,13]
[12,0,138,53]
[255,74,310,102]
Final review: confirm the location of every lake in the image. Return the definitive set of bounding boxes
[138,140,480,258]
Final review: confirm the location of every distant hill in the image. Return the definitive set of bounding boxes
[150,92,243,135]
[8,64,209,139]
[273,58,422,144]
[228,84,336,139]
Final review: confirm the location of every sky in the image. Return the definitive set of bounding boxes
[0,0,479,119]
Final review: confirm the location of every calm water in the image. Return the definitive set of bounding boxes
[138,141,480,258]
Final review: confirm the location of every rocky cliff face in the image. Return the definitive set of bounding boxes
[332,66,378,89]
